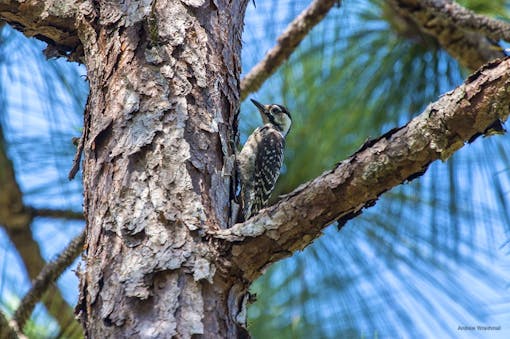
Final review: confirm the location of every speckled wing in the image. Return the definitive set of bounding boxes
[245,126,285,219]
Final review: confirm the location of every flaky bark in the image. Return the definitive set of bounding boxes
[0,0,81,58]
[74,0,249,337]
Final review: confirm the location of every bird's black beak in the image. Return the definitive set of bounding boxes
[250,99,266,113]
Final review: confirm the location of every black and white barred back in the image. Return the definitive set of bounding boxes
[237,100,292,221]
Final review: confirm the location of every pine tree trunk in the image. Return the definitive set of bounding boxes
[75,0,250,336]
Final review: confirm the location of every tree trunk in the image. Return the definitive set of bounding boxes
[75,0,250,336]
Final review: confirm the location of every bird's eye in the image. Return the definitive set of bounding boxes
[270,106,281,115]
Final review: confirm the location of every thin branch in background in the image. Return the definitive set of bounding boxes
[240,0,341,101]
[1,123,82,333]
[390,0,506,70]
[420,0,510,41]
[0,310,21,339]
[0,124,30,229]
[12,230,85,331]
[30,207,83,220]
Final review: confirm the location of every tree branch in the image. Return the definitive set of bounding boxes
[0,311,21,339]
[240,0,340,101]
[418,0,510,41]
[0,126,82,335]
[390,0,507,70]
[0,126,30,229]
[12,229,85,332]
[215,57,510,282]
[30,207,83,220]
[0,0,81,59]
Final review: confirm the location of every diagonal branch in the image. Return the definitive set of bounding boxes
[12,229,85,332]
[0,0,82,59]
[215,57,510,282]
[0,125,82,336]
[417,0,510,41]
[3,226,83,337]
[0,126,29,229]
[390,0,507,70]
[240,0,340,101]
[0,311,21,339]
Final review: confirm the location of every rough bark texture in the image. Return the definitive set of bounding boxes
[0,0,82,59]
[215,57,510,282]
[74,0,249,337]
[390,0,505,70]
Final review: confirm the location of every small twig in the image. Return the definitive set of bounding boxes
[13,230,85,330]
[240,0,341,101]
[420,0,510,41]
[68,134,84,180]
[69,98,91,180]
[30,207,84,220]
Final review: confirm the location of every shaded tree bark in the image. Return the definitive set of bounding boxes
[73,0,249,336]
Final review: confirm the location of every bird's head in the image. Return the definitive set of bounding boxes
[250,99,292,137]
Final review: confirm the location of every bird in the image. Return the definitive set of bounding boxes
[237,99,292,221]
